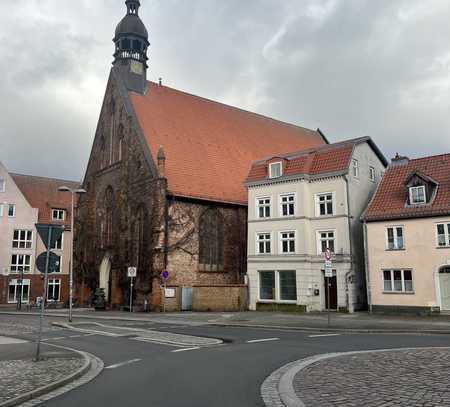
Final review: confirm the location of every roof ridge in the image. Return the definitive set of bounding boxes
[11,173,80,184]
[146,81,318,135]
[409,152,450,163]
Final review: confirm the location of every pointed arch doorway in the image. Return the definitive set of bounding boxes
[99,254,112,303]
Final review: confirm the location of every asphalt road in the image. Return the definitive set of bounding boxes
[2,314,450,407]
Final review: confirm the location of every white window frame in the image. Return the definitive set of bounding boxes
[256,232,272,255]
[12,230,33,249]
[0,203,3,217]
[352,159,359,178]
[279,230,296,254]
[51,232,64,251]
[7,279,31,304]
[8,204,15,218]
[52,209,66,221]
[0,178,5,192]
[316,230,336,255]
[436,223,450,247]
[258,270,297,303]
[47,279,61,301]
[369,166,375,182]
[279,193,296,217]
[385,226,405,250]
[269,162,282,179]
[409,186,426,204]
[256,196,271,219]
[10,254,32,273]
[382,269,414,293]
[315,192,335,217]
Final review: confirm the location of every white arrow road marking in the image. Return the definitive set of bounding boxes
[246,338,280,343]
[105,358,142,369]
[308,334,341,338]
[171,347,200,353]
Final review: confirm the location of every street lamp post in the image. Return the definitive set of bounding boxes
[58,186,86,323]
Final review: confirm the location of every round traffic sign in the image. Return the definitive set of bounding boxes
[325,248,332,261]
[161,270,169,281]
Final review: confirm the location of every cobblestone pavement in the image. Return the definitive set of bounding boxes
[0,356,85,404]
[0,316,60,336]
[293,348,450,407]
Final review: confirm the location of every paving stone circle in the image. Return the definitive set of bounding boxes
[293,348,450,407]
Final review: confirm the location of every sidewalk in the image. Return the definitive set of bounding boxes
[2,309,450,333]
[0,337,88,407]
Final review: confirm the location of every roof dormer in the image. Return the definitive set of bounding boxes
[405,171,438,206]
[267,157,287,179]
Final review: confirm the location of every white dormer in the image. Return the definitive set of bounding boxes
[409,185,426,204]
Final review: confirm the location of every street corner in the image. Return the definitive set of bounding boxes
[262,347,450,407]
[0,337,101,407]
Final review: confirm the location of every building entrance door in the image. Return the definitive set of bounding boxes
[181,287,193,311]
[324,274,338,310]
[439,266,450,310]
[99,254,111,303]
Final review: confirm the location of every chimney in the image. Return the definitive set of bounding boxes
[390,153,409,167]
[157,145,166,177]
[158,77,163,86]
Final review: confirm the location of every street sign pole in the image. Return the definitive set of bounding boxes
[129,277,133,313]
[327,276,330,328]
[36,226,52,361]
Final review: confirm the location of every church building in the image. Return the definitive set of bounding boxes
[76,0,327,310]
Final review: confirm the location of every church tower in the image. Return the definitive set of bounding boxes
[113,0,149,94]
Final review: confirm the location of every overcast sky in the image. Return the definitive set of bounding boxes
[1,0,449,181]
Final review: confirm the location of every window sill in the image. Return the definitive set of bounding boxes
[385,248,406,252]
[436,246,450,249]
[382,291,415,295]
[258,299,297,304]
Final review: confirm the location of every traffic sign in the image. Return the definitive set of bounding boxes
[325,248,332,261]
[36,252,61,274]
[161,270,169,281]
[127,267,137,278]
[36,224,64,249]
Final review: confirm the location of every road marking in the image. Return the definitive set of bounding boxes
[171,347,200,353]
[246,338,280,343]
[308,334,341,338]
[69,335,81,338]
[105,358,142,369]
[45,337,66,341]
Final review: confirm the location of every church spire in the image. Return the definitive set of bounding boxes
[113,0,149,94]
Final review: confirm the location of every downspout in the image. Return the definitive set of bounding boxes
[344,175,354,312]
[363,221,372,313]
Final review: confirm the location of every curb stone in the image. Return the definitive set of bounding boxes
[2,311,450,335]
[0,343,104,407]
[261,346,450,407]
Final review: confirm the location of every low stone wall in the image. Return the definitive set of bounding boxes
[371,304,439,316]
[192,285,248,312]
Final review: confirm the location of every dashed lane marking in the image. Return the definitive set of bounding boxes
[308,333,341,338]
[246,338,280,343]
[105,358,142,370]
[171,347,200,353]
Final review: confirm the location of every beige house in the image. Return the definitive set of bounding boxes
[364,153,450,315]
[0,162,78,306]
[245,137,387,312]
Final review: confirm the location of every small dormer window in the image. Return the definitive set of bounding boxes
[409,185,426,204]
[269,162,282,179]
[52,209,66,221]
[0,178,5,192]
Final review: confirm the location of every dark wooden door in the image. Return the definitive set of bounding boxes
[324,275,337,310]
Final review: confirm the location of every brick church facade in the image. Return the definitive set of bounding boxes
[75,0,327,310]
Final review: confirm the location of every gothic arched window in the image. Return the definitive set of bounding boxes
[199,209,224,271]
[104,187,115,247]
[117,124,125,162]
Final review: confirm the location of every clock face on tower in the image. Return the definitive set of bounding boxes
[130,60,143,75]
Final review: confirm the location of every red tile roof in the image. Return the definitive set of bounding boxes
[11,174,80,224]
[246,137,378,183]
[364,153,450,221]
[128,82,326,205]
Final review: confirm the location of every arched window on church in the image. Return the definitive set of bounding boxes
[132,206,147,271]
[104,187,115,247]
[109,99,116,166]
[100,136,106,170]
[117,124,125,162]
[199,208,224,272]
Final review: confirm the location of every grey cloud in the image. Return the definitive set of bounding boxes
[0,0,449,181]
